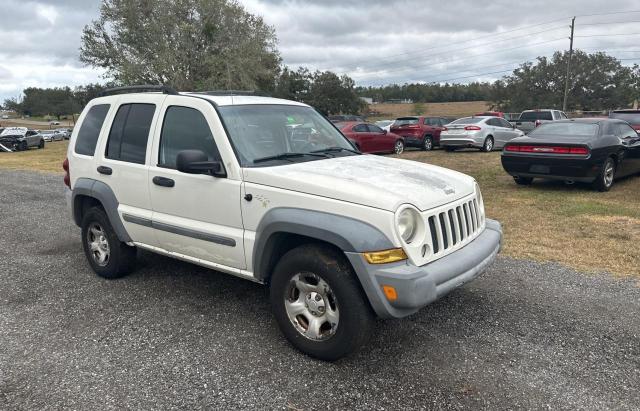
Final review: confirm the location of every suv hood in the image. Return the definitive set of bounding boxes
[243,155,475,212]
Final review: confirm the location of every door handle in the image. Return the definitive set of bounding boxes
[153,176,175,187]
[97,166,112,175]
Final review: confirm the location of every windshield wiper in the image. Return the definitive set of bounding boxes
[253,152,330,164]
[310,146,361,155]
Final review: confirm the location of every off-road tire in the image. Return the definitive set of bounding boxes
[270,244,375,361]
[81,207,137,279]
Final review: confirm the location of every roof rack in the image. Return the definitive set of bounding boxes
[98,85,178,97]
[192,90,270,97]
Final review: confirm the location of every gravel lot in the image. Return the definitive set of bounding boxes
[1,169,639,410]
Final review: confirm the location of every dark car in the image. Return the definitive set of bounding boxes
[336,122,405,154]
[390,116,448,151]
[501,118,640,191]
[609,109,640,133]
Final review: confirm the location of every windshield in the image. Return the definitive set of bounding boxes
[394,117,419,126]
[450,117,484,125]
[519,111,553,121]
[529,122,599,137]
[217,104,357,167]
[609,112,640,124]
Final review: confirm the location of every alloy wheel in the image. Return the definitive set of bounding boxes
[395,140,404,154]
[284,272,339,341]
[87,223,110,266]
[604,159,615,187]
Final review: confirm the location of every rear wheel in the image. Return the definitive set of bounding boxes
[81,207,137,279]
[482,136,494,152]
[270,244,374,361]
[514,176,533,185]
[422,135,433,151]
[394,140,404,154]
[593,157,616,192]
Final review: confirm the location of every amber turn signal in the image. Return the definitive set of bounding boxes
[382,285,398,301]
[362,248,408,264]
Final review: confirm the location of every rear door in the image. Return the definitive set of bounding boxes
[95,95,162,247]
[148,96,246,270]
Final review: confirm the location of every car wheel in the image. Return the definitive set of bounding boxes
[18,141,28,151]
[38,139,44,149]
[81,207,137,279]
[482,136,494,152]
[422,135,433,151]
[593,157,616,192]
[514,176,533,185]
[270,244,374,361]
[394,140,404,155]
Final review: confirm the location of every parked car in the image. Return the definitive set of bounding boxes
[41,130,65,142]
[513,109,568,134]
[374,119,395,132]
[336,122,405,154]
[609,109,640,133]
[49,120,61,126]
[475,111,504,118]
[328,114,365,123]
[64,86,502,361]
[501,118,640,191]
[440,116,524,152]
[0,127,44,151]
[55,128,72,139]
[390,116,448,150]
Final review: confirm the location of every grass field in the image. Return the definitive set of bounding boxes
[1,141,638,277]
[369,101,491,120]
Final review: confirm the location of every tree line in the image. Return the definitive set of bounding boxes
[3,0,639,117]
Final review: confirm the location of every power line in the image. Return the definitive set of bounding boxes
[575,32,640,38]
[578,20,640,26]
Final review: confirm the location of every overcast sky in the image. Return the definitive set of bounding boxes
[1,0,640,102]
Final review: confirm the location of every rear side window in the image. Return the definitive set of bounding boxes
[353,124,368,132]
[158,106,220,169]
[74,104,110,156]
[106,103,155,164]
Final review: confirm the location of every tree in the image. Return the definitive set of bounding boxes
[80,0,281,91]
[20,87,79,120]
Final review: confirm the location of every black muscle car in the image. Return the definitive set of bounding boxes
[501,118,640,191]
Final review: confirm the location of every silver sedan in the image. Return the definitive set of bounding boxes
[440,116,524,152]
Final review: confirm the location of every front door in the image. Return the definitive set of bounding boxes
[352,123,373,152]
[366,124,391,152]
[148,96,246,270]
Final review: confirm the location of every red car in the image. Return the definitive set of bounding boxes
[337,122,405,154]
[475,111,505,118]
[390,116,448,151]
[609,109,640,133]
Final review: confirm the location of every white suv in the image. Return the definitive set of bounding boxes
[64,86,502,360]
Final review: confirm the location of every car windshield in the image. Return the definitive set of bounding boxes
[519,111,553,121]
[394,117,419,126]
[217,104,357,167]
[609,112,640,124]
[529,122,599,137]
[449,117,484,125]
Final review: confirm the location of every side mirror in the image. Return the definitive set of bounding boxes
[176,150,226,177]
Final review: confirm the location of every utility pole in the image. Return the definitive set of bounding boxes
[562,16,576,112]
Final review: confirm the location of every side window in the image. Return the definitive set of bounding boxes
[106,103,155,164]
[74,104,110,156]
[158,106,220,169]
[499,118,512,128]
[617,123,636,138]
[367,124,384,133]
[353,124,368,132]
[560,112,568,119]
[487,118,499,126]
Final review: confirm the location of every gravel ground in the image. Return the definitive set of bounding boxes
[1,169,639,410]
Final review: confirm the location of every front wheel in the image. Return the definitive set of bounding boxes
[270,244,374,361]
[421,136,433,151]
[514,176,533,185]
[38,139,45,149]
[394,140,404,154]
[593,157,616,192]
[482,136,494,152]
[18,141,28,151]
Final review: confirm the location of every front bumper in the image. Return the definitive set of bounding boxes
[346,219,502,319]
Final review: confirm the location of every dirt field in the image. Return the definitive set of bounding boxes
[1,118,75,129]
[370,101,491,120]
[1,141,638,277]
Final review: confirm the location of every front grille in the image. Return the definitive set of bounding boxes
[404,192,485,266]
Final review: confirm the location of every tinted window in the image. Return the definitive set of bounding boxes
[394,117,419,126]
[498,118,513,128]
[106,104,155,164]
[367,124,384,133]
[353,124,368,132]
[519,111,553,121]
[615,123,637,138]
[529,122,599,137]
[609,111,640,124]
[159,106,220,169]
[74,104,110,156]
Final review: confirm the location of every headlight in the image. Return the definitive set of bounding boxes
[397,207,419,243]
